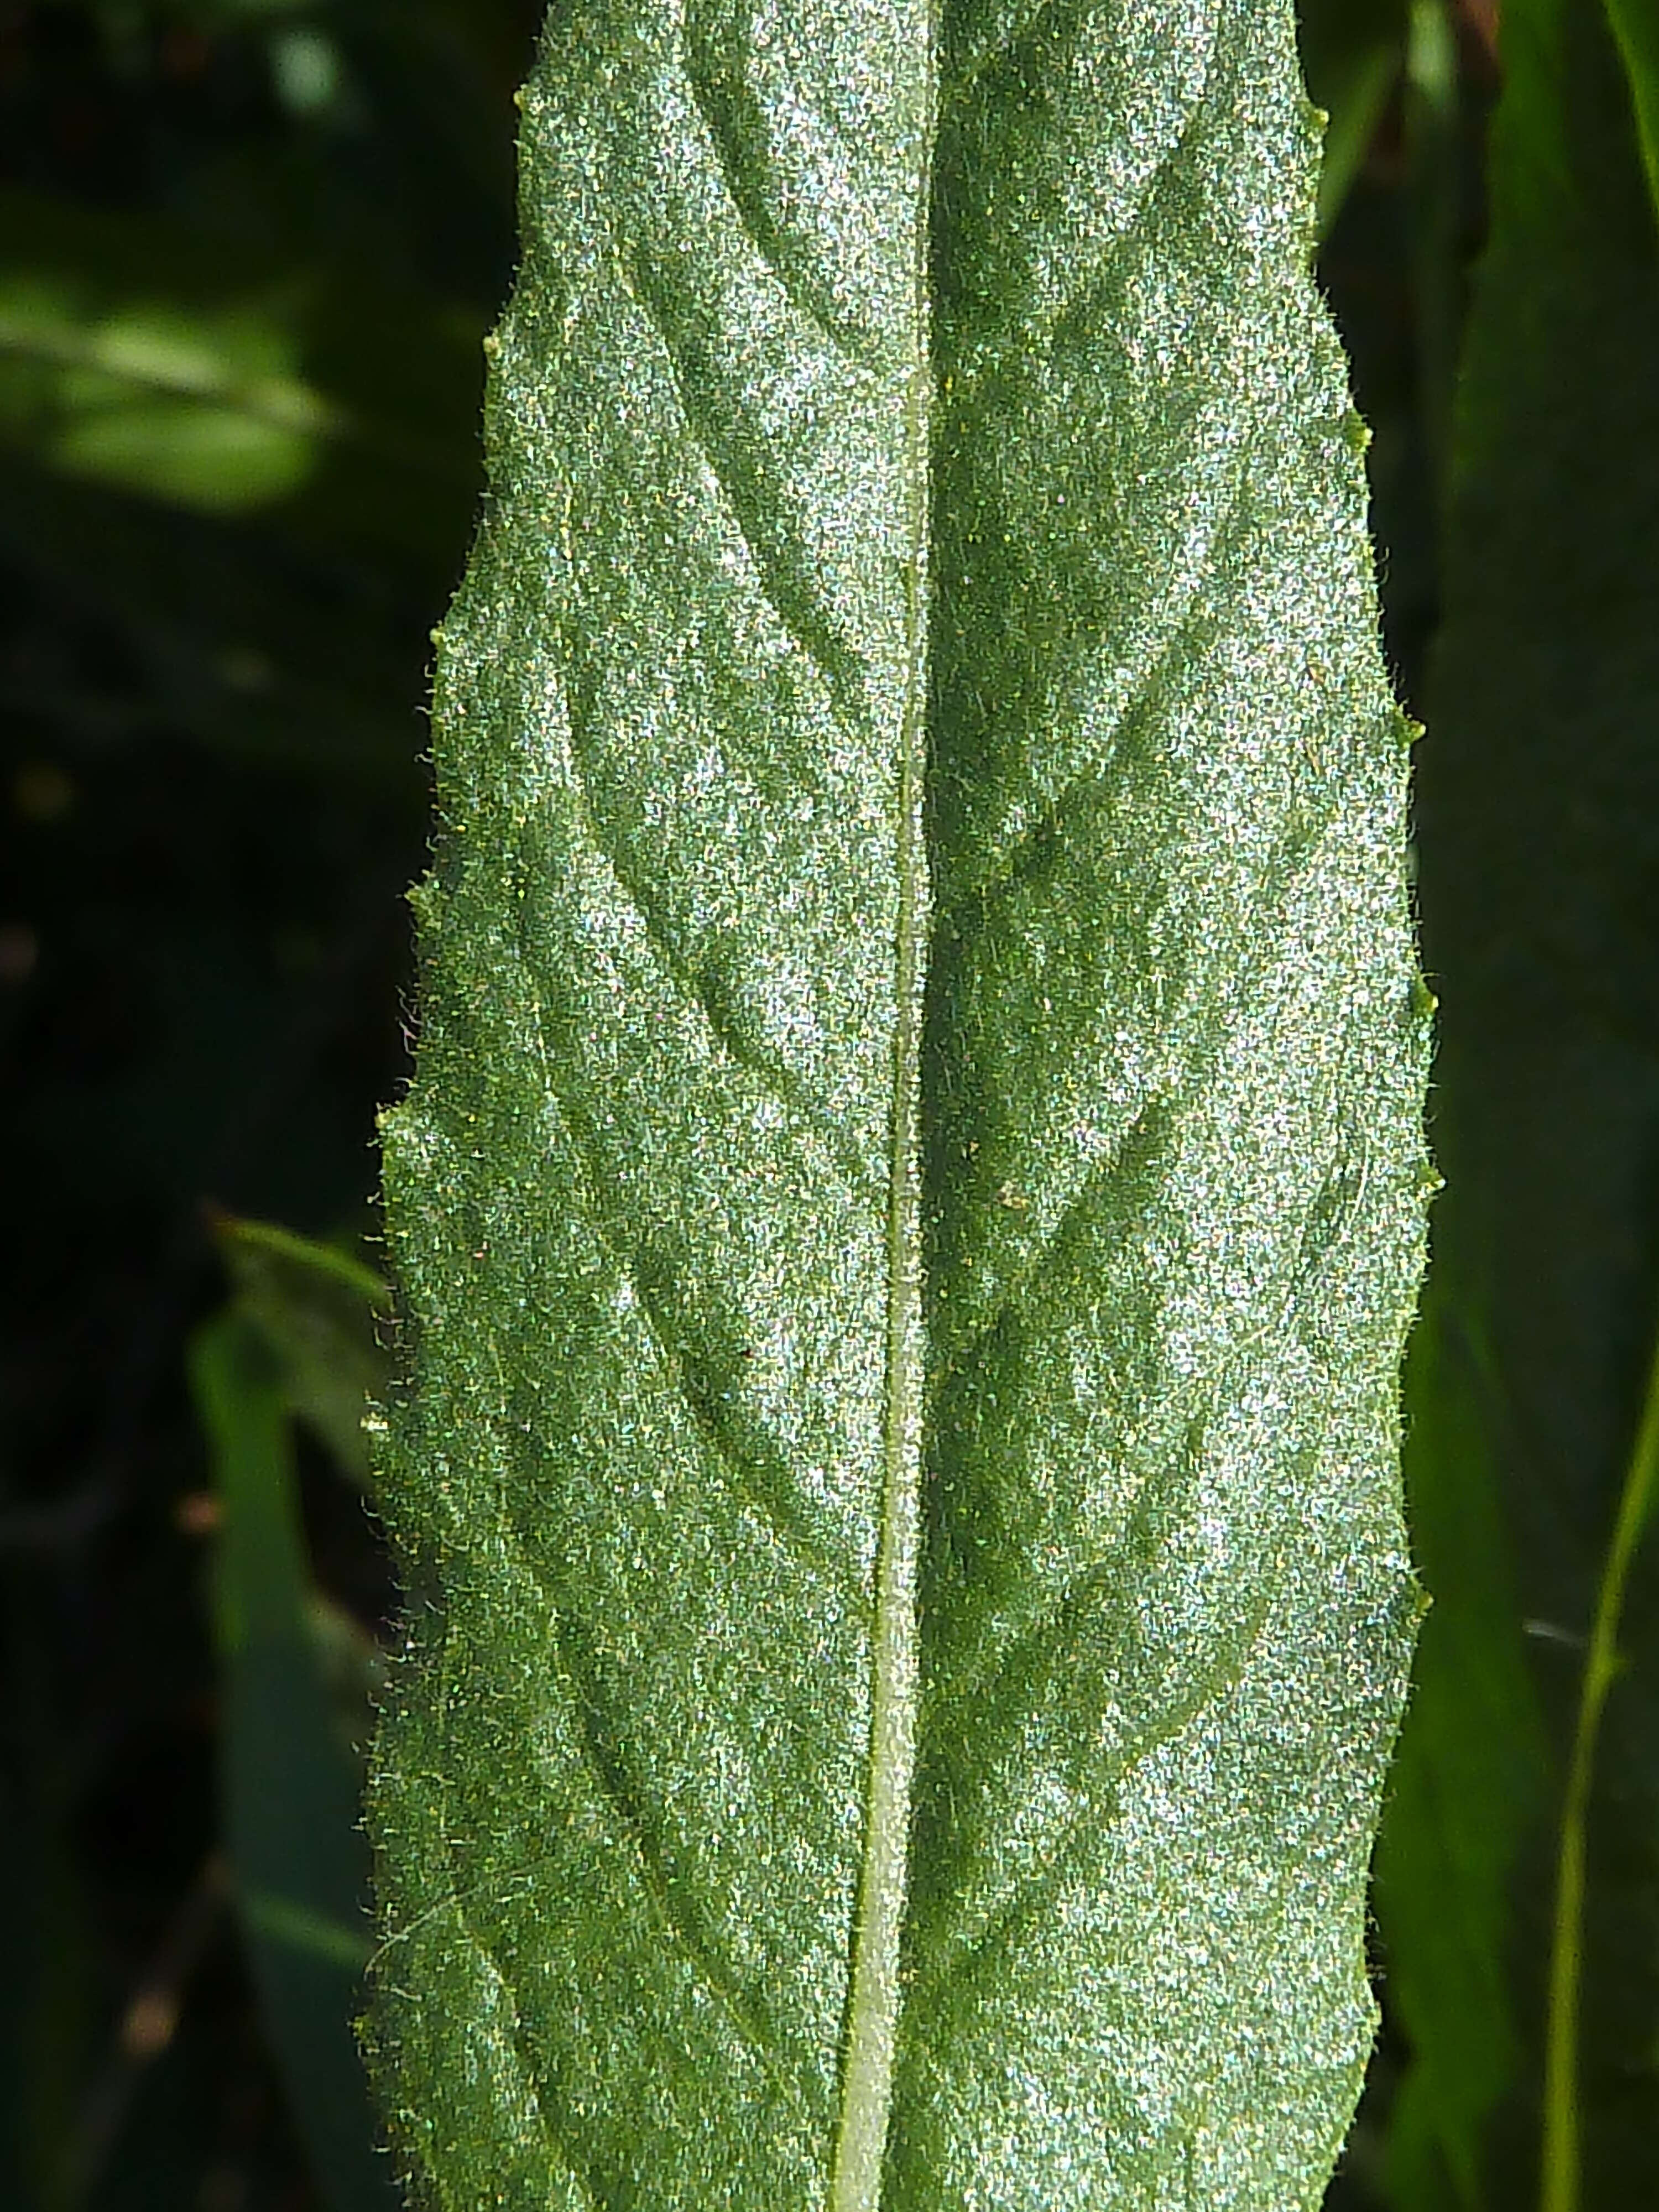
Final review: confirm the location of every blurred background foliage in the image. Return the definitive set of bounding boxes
[1,1,1655,2208]
[0,7,540,2206]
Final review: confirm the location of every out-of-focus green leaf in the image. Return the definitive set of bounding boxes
[1299,0,1407,234]
[1604,0,1659,225]
[1375,1283,1544,2210]
[366,5,1429,2208]
[1380,0,1659,2200]
[190,1310,395,2212]
[1404,0,1463,492]
[216,1214,390,1485]
[0,267,340,514]
[0,189,481,557]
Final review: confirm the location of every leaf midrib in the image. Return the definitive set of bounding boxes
[825,17,938,2210]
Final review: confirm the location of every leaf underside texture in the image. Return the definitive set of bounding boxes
[366,4,1431,2208]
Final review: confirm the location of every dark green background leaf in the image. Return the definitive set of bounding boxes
[1379,0,1659,2200]
[192,1308,394,2212]
[218,1214,390,1484]
[1298,0,1406,235]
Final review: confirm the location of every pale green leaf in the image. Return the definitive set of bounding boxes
[367,6,1431,2208]
[0,186,480,556]
[0,272,338,512]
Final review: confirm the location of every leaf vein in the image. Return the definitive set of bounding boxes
[678,23,874,366]
[555,680,882,1207]
[507,925,858,1594]
[447,1912,612,2211]
[615,248,869,730]
[919,1556,1286,2004]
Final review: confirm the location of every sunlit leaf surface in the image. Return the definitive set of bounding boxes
[367,6,1430,2206]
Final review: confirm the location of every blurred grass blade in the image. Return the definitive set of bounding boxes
[1604,0,1659,224]
[216,1215,391,1485]
[1541,1309,1659,2212]
[1299,0,1407,234]
[1375,1280,1543,2209]
[1405,0,1462,492]
[1381,0,1659,2199]
[190,1311,394,2212]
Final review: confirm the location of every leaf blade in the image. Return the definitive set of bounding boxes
[217,1213,392,1486]
[371,13,931,2203]
[896,9,1428,2201]
[367,6,1430,2208]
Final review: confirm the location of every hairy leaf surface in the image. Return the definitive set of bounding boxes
[1379,0,1659,2201]
[367,4,1430,2207]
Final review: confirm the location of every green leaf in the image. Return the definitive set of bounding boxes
[1379,0,1659,2200]
[1298,0,1406,236]
[367,7,1430,2208]
[191,1311,396,2212]
[0,188,482,558]
[217,1213,392,1485]
[0,232,340,513]
[1604,0,1659,227]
